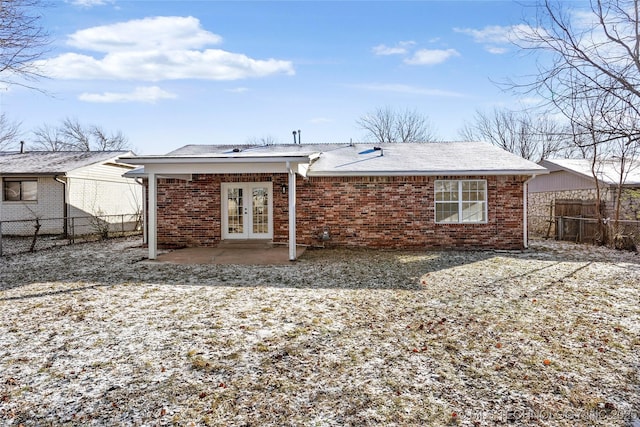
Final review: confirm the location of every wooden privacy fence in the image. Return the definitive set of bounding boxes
[555,216,640,249]
[556,216,601,243]
[554,199,602,243]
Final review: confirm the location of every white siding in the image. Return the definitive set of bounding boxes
[528,171,595,193]
[0,177,65,234]
[67,163,142,219]
[67,178,141,217]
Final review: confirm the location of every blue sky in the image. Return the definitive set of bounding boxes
[3,0,555,154]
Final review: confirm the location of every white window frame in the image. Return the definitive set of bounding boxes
[434,179,487,224]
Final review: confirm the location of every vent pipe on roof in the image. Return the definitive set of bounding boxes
[292,130,297,144]
[298,129,301,144]
[20,141,24,153]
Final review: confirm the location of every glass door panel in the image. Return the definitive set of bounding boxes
[252,187,269,234]
[226,187,244,235]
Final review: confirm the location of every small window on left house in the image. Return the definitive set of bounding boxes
[3,180,37,201]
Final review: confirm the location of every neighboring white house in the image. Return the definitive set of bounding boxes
[0,151,142,235]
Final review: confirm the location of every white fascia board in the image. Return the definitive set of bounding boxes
[307,169,550,177]
[116,155,311,165]
[143,160,309,175]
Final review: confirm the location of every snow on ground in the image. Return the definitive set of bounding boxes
[0,238,639,426]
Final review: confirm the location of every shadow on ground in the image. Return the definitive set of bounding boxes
[1,237,638,295]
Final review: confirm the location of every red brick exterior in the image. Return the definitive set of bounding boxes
[148,173,528,250]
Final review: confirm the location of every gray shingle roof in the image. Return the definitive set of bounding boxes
[307,142,547,176]
[126,142,547,176]
[0,151,132,175]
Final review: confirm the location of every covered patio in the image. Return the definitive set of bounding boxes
[118,146,318,262]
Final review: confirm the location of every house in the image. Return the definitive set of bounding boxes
[528,158,640,235]
[119,142,548,260]
[0,150,142,235]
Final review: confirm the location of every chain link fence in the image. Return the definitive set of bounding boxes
[0,213,142,256]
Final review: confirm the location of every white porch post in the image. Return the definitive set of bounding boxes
[148,172,158,260]
[287,162,297,261]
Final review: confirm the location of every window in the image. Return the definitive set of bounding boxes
[3,180,37,201]
[435,180,486,223]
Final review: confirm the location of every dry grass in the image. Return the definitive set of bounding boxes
[0,237,639,426]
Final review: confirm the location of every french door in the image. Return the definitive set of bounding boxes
[221,182,273,239]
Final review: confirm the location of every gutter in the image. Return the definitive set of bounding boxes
[307,169,550,177]
[116,155,312,165]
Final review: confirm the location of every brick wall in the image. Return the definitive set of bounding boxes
[296,175,527,249]
[151,173,528,250]
[154,173,289,248]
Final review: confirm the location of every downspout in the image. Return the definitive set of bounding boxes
[135,177,147,244]
[54,175,69,237]
[523,175,536,249]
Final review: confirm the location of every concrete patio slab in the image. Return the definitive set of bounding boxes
[153,244,306,265]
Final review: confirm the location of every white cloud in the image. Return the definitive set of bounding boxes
[372,41,415,56]
[35,16,294,81]
[68,0,113,7]
[68,16,222,52]
[78,86,178,103]
[455,25,514,44]
[485,46,508,54]
[454,24,542,54]
[404,48,460,65]
[226,87,249,93]
[351,83,464,98]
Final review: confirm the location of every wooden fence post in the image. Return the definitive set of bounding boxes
[558,216,564,240]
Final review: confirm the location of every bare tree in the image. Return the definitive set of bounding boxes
[602,105,640,247]
[29,117,131,151]
[60,117,91,151]
[459,108,571,161]
[246,135,279,145]
[505,0,640,245]
[0,112,22,150]
[0,0,49,88]
[357,106,438,143]
[32,123,67,151]
[89,125,129,151]
[510,0,640,145]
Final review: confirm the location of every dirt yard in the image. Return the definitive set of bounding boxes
[1,238,639,426]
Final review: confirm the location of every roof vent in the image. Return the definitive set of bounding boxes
[232,148,241,153]
[373,146,383,156]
